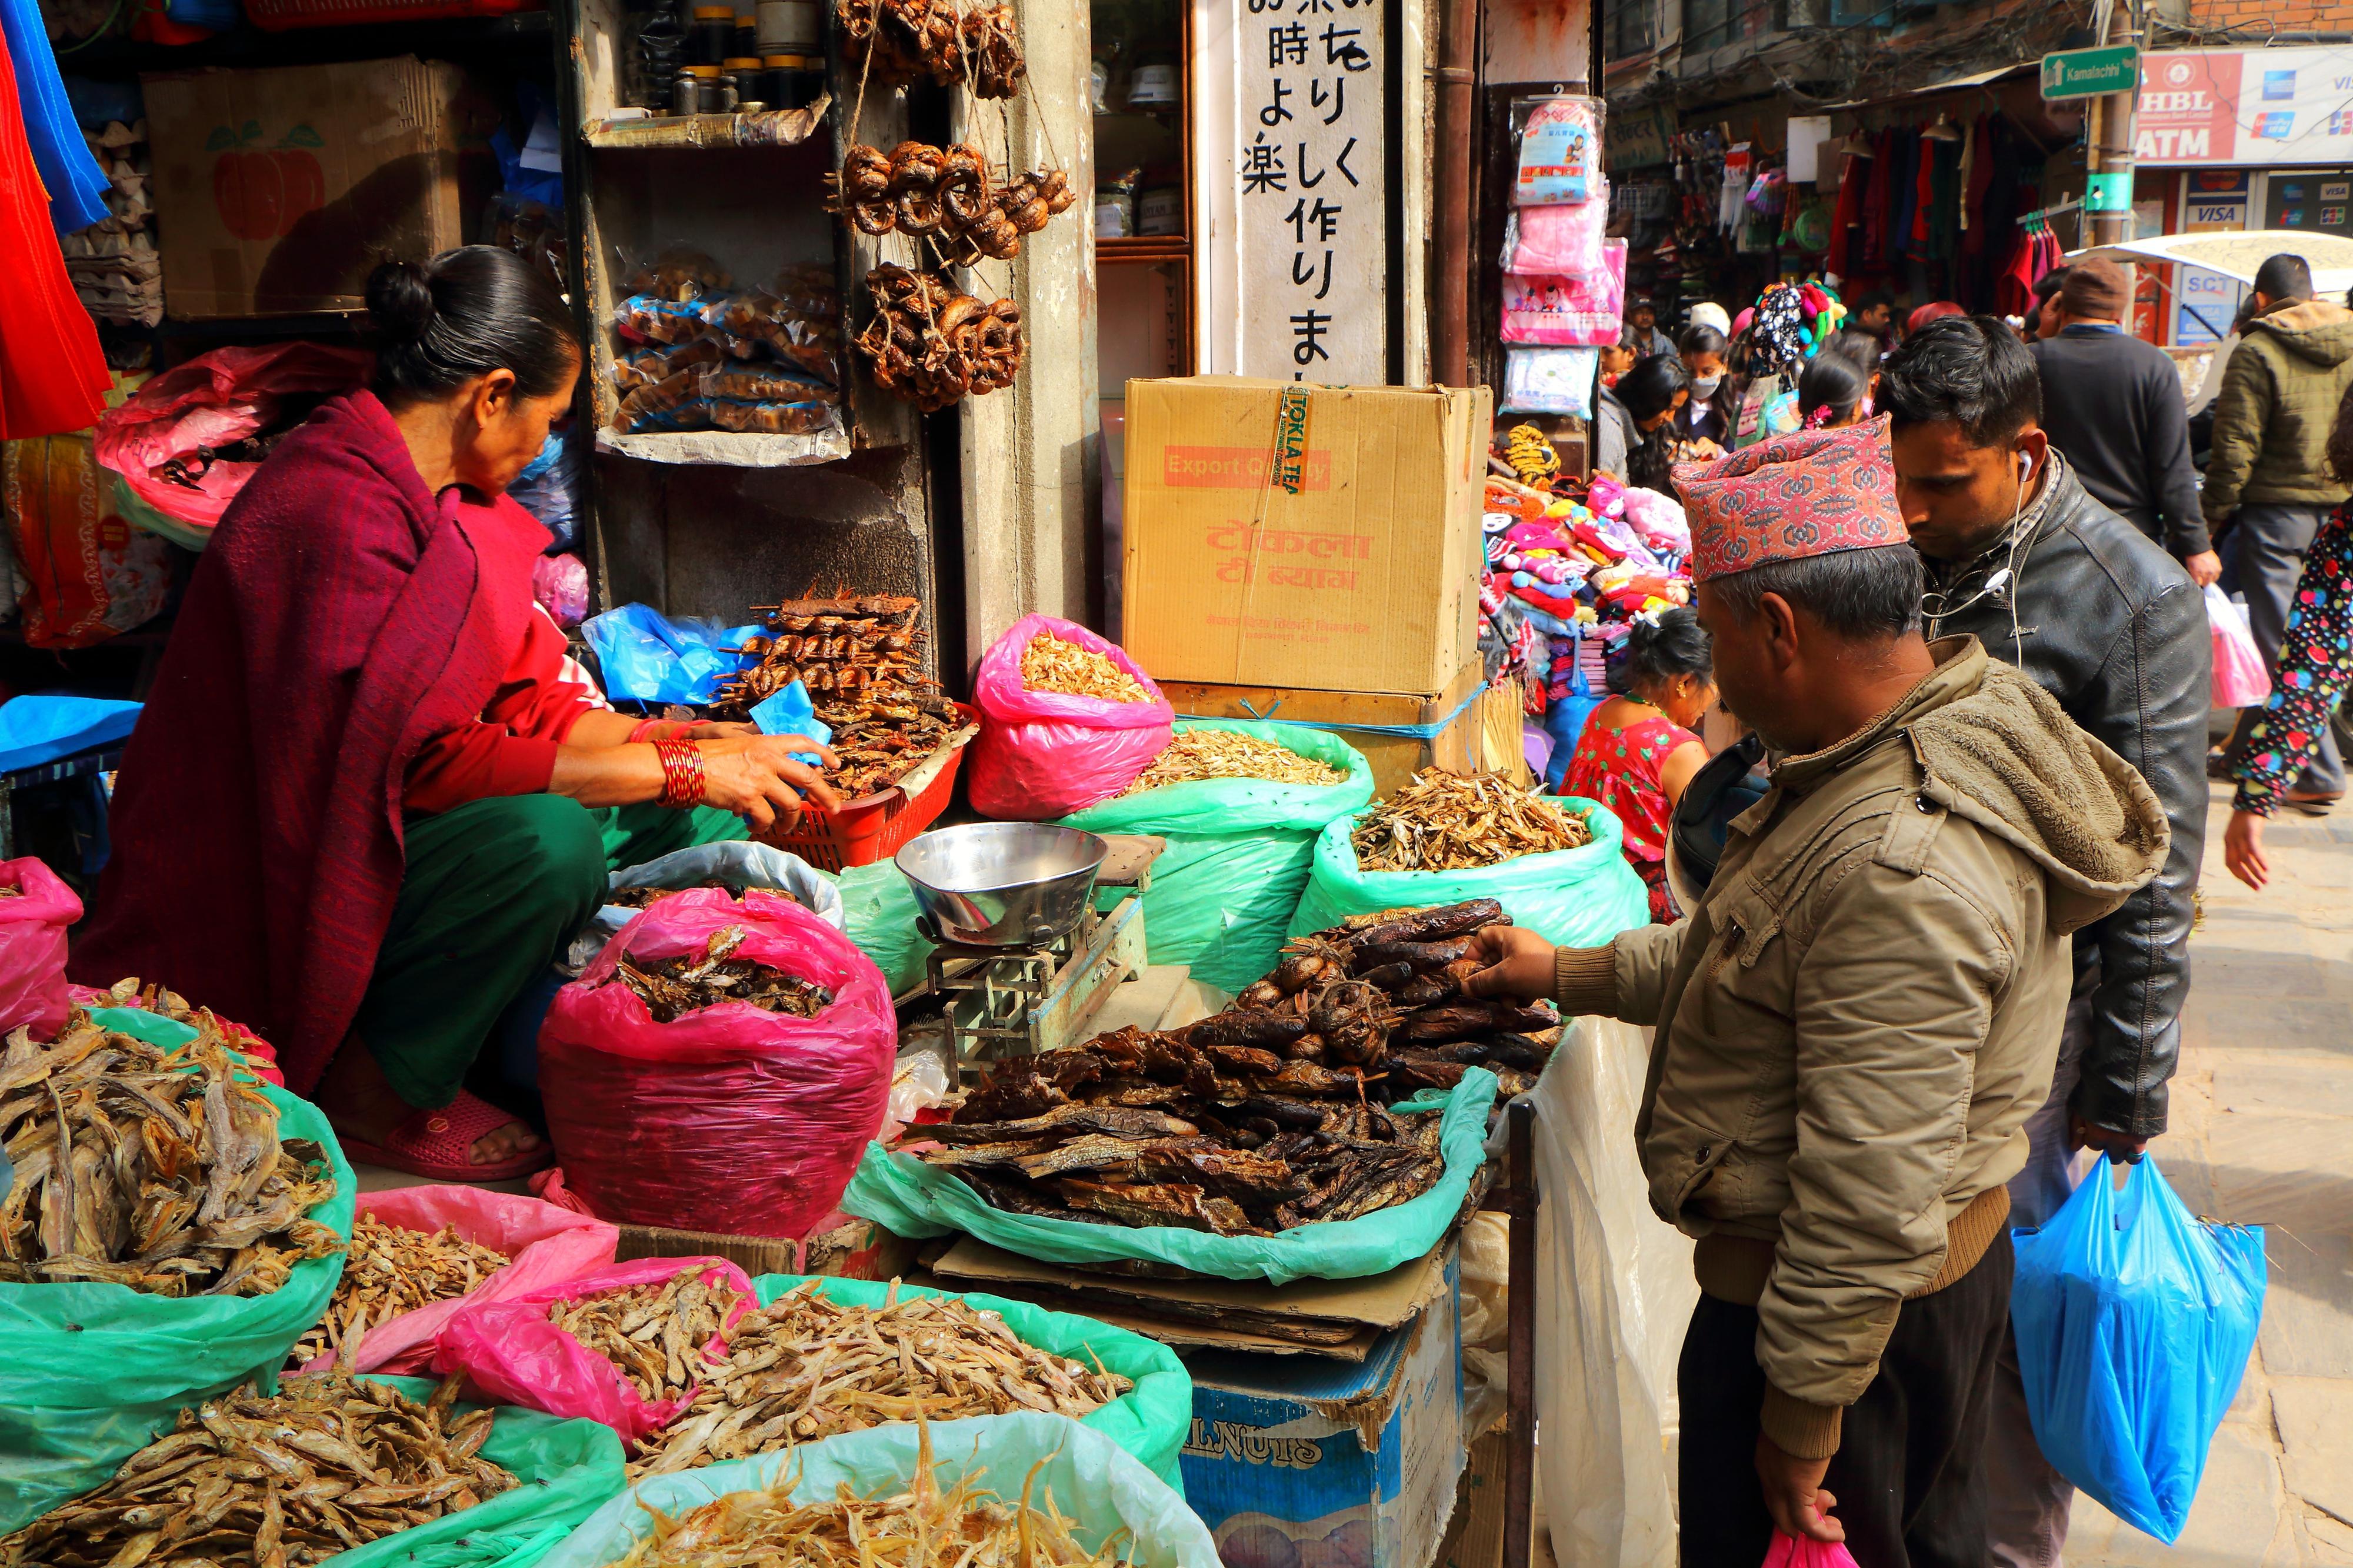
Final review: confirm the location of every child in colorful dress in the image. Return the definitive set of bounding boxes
[1565,608,1717,921]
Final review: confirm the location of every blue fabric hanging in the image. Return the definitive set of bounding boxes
[2,0,109,234]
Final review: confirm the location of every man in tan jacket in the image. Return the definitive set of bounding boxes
[1470,419,2169,1567]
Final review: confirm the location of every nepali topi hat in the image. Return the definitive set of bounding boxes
[1672,414,1908,584]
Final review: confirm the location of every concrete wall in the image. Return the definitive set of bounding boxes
[1484,0,1593,84]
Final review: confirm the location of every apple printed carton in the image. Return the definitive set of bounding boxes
[142,57,476,318]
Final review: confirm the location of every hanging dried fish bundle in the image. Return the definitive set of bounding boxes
[824,142,1075,262]
[1352,770,1594,872]
[1020,633,1152,703]
[604,925,834,1023]
[0,1373,515,1568]
[854,265,1024,413]
[0,1009,343,1296]
[1124,730,1346,795]
[289,1214,512,1369]
[548,1267,748,1406]
[615,1420,1128,1568]
[631,1280,1133,1477]
[836,0,1026,97]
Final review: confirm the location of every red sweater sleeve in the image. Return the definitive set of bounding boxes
[404,611,600,815]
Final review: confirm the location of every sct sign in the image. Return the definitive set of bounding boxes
[2042,45,2138,101]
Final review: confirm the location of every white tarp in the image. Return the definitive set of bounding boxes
[2068,229,2353,298]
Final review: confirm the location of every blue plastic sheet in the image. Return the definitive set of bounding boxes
[582,603,757,706]
[749,678,831,766]
[2011,1157,2266,1544]
[0,695,141,774]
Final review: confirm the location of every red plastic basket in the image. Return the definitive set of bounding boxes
[772,704,975,872]
[245,0,540,30]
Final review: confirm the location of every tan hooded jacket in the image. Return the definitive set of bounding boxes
[1551,638,2168,1457]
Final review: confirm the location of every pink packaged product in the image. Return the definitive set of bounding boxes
[1500,240,1626,347]
[1502,181,1611,277]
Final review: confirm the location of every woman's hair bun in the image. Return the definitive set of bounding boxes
[365,260,437,343]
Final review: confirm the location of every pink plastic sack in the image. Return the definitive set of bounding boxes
[2207,584,2272,708]
[966,613,1175,819]
[538,888,895,1238]
[92,343,373,539]
[1762,1533,1861,1567]
[534,552,589,628]
[302,1186,619,1376]
[0,858,81,1039]
[1503,188,1610,277]
[1501,241,1626,347]
[432,1256,754,1443]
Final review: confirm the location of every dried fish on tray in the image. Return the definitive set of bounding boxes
[1351,769,1593,872]
[289,1213,511,1369]
[0,1007,343,1296]
[600,923,834,1022]
[614,1421,1129,1568]
[1021,633,1153,703]
[632,1280,1132,1477]
[0,1372,515,1568]
[1121,729,1346,795]
[549,1269,748,1407]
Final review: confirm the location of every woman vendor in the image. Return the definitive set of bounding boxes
[72,246,838,1180]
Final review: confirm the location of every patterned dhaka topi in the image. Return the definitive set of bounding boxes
[1672,413,1908,584]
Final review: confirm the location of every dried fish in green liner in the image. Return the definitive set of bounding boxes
[1351,769,1592,873]
[550,1269,749,1408]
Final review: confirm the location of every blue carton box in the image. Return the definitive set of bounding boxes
[1179,1246,1464,1568]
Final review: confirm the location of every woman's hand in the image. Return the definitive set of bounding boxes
[696,735,843,830]
[2224,809,2270,890]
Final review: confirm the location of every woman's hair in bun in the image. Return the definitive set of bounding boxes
[365,245,580,406]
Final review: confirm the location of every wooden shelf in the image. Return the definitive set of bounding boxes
[583,94,832,149]
[1098,235,1190,261]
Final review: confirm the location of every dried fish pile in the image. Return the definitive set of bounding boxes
[1122,729,1345,795]
[714,590,968,800]
[289,1215,511,1369]
[615,1422,1126,1568]
[0,1009,343,1296]
[632,1281,1132,1477]
[605,924,834,1023]
[610,878,801,911]
[1021,634,1152,703]
[0,1373,514,1568]
[549,1269,747,1407]
[920,899,1559,1235]
[1352,770,1593,872]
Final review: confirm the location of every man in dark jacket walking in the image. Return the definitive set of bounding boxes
[1879,316,2210,1568]
[2030,258,2217,585]
[2207,252,2353,807]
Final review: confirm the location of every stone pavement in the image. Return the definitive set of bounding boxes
[2068,784,2353,1566]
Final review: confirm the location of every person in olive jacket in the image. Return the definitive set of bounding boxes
[1467,417,2167,1567]
[1878,315,2211,1567]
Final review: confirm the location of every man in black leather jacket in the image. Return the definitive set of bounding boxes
[1879,316,2209,1568]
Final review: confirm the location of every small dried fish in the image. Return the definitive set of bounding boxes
[550,1268,745,1407]
[631,1279,1133,1477]
[0,1373,515,1567]
[604,926,834,1023]
[1122,729,1346,795]
[615,1419,1131,1568]
[1020,633,1152,703]
[1352,770,1593,872]
[289,1214,512,1369]
[609,878,790,910]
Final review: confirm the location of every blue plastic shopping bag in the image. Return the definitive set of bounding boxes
[2010,1156,2265,1543]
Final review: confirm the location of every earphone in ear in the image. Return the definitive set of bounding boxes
[2017,451,2031,481]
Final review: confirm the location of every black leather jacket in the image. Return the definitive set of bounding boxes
[1923,463,2208,1137]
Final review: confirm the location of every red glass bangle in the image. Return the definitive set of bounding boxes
[627,718,683,743]
[652,738,705,809]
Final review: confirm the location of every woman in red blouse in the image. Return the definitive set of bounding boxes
[75,248,837,1179]
[1564,608,1716,922]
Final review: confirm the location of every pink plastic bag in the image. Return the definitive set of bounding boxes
[432,1256,754,1443]
[534,552,589,628]
[538,888,895,1238]
[302,1186,619,1376]
[966,613,1175,819]
[0,858,81,1039]
[1501,241,1625,347]
[92,343,373,539]
[2207,585,2272,708]
[1503,189,1611,277]
[1762,1533,1861,1567]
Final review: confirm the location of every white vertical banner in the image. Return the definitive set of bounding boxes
[1231,0,1388,383]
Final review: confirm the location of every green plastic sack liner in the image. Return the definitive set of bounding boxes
[1061,720,1375,995]
[536,1412,1220,1568]
[750,1274,1192,1490]
[0,1082,358,1534]
[326,1374,629,1568]
[843,1067,1498,1286]
[1288,796,1653,949]
[832,859,935,996]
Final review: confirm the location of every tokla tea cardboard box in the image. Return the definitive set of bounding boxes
[142,58,475,318]
[1122,378,1494,699]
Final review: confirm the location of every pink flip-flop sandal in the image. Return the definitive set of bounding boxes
[339,1089,553,1183]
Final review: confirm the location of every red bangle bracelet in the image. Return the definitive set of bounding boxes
[627,718,681,744]
[652,738,706,809]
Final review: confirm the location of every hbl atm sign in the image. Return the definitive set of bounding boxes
[2042,45,2138,101]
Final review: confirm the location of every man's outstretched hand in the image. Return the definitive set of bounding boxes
[1755,1436,1844,1544]
[1464,924,1558,1003]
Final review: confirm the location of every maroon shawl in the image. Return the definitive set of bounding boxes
[72,391,543,1093]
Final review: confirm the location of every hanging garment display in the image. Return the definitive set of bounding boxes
[0,32,111,439]
[1,0,106,233]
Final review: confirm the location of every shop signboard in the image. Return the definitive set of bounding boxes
[1605,104,1672,171]
[2137,47,2353,165]
[2041,45,2138,101]
[1231,0,1389,383]
[2265,169,2353,242]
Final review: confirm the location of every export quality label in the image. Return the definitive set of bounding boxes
[1162,446,1334,491]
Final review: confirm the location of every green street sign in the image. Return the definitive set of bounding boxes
[2041,45,2138,101]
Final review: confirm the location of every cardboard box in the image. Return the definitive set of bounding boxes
[1180,1247,1464,1568]
[1122,378,1494,698]
[1433,1430,1509,1568]
[143,58,472,318]
[1159,660,1486,799]
[614,1215,918,1279]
